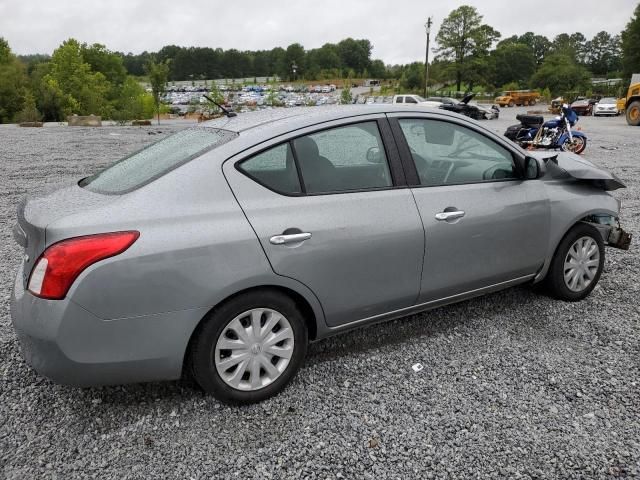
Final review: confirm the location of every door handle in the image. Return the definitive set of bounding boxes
[269,232,312,245]
[435,210,465,221]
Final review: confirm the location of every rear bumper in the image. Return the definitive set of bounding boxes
[10,263,206,387]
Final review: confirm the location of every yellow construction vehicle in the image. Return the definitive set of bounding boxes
[622,74,640,126]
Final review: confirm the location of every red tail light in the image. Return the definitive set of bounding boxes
[28,231,139,300]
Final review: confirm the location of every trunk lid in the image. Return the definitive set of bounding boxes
[15,183,120,287]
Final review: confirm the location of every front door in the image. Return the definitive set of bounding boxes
[224,118,425,327]
[390,115,550,302]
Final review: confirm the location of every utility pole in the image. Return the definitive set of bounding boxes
[424,17,432,98]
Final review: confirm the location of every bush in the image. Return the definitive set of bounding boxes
[15,92,42,123]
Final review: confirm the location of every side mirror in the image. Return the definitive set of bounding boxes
[524,156,546,179]
[366,146,383,163]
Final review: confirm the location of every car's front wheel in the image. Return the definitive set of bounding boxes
[543,223,605,301]
[188,290,308,404]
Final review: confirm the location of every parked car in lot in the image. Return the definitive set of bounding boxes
[571,97,594,116]
[436,93,493,120]
[11,106,630,404]
[593,97,620,116]
[392,94,442,107]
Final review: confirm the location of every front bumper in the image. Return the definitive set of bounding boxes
[10,263,205,387]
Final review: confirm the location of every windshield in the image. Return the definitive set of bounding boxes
[80,127,237,194]
[600,97,616,103]
[414,95,426,102]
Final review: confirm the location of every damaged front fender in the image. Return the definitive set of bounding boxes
[530,151,626,191]
[582,214,632,250]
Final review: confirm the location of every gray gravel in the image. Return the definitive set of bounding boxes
[1,109,639,479]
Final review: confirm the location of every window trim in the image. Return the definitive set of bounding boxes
[388,115,526,188]
[235,118,406,197]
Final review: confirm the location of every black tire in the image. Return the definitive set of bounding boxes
[561,136,587,154]
[187,290,308,404]
[543,223,605,302]
[627,100,640,126]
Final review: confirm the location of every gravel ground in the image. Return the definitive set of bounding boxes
[1,108,639,479]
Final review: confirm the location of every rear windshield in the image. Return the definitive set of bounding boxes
[79,127,237,194]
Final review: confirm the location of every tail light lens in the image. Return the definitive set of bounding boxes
[28,231,139,300]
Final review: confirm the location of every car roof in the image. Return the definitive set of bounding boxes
[197,105,485,156]
[200,105,463,135]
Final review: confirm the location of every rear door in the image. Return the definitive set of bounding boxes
[388,113,550,302]
[224,116,425,327]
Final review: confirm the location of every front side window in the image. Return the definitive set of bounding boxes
[292,122,392,194]
[80,128,237,194]
[405,96,418,104]
[398,119,516,186]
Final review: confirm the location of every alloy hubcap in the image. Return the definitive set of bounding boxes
[563,236,600,292]
[214,308,294,391]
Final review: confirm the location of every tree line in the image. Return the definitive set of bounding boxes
[0,3,639,123]
[396,3,639,97]
[121,38,385,81]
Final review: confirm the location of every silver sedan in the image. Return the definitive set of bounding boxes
[593,97,620,116]
[11,106,631,404]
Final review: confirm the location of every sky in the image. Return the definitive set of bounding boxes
[0,0,637,65]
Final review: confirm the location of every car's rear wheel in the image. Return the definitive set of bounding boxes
[188,290,308,404]
[543,223,605,301]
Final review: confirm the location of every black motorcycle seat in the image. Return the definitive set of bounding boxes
[516,114,544,126]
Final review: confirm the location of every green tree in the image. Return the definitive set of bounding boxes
[435,5,500,91]
[621,3,640,79]
[15,91,41,123]
[530,53,591,96]
[585,32,622,76]
[285,43,305,80]
[0,38,28,123]
[399,62,425,91]
[45,39,110,117]
[492,43,536,87]
[145,60,169,124]
[337,38,372,75]
[81,43,127,86]
[112,76,154,122]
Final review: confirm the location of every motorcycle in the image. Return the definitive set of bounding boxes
[504,104,587,154]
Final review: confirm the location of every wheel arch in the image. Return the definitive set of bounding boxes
[182,283,323,377]
[534,207,618,283]
[625,95,640,110]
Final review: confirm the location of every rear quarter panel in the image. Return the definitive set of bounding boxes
[45,149,325,325]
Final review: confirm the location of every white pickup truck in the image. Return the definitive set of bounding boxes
[392,94,442,107]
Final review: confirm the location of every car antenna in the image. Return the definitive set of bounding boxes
[202,95,237,117]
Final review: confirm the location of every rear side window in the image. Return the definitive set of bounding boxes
[80,128,237,194]
[293,122,392,194]
[238,143,301,195]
